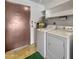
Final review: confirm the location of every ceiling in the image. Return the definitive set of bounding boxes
[30,0,52,5]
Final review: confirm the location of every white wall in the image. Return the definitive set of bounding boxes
[7,0,45,44]
[46,15,73,26]
[45,0,70,9]
[47,0,73,13]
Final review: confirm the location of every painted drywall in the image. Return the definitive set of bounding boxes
[46,15,73,26]
[45,0,70,9]
[6,0,45,44]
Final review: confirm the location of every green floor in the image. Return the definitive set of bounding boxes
[25,52,44,59]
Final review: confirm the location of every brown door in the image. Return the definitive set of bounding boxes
[5,2,30,52]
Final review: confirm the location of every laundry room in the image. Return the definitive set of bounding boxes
[5,0,73,59]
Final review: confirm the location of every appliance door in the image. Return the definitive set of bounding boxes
[47,33,65,59]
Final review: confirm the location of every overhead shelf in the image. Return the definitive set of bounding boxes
[46,9,73,18]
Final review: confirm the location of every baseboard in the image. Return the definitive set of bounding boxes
[6,43,36,53]
[6,45,29,53]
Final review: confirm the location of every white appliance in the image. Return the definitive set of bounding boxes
[36,25,73,59]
